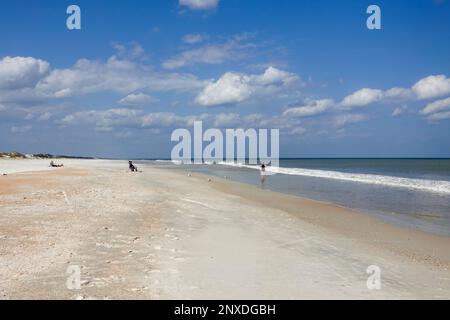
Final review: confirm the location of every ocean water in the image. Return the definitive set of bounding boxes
[147,159,450,236]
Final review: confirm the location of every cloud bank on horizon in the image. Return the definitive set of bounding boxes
[0,0,449,158]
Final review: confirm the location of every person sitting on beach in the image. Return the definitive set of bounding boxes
[129,161,138,172]
[50,160,64,168]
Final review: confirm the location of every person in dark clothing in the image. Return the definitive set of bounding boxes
[129,160,138,172]
[50,160,64,168]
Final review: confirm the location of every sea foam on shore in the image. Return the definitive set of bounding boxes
[216,162,450,195]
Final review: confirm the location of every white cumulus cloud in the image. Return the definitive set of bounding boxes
[213,113,241,127]
[336,74,450,111]
[35,56,206,99]
[163,35,253,69]
[60,108,144,130]
[426,111,450,121]
[119,93,157,106]
[384,87,413,100]
[289,127,307,135]
[195,67,299,107]
[11,125,32,134]
[0,56,49,89]
[179,0,219,10]
[412,75,450,100]
[392,105,408,117]
[182,33,209,44]
[334,113,368,127]
[421,96,450,115]
[283,99,334,117]
[196,72,253,107]
[340,88,384,108]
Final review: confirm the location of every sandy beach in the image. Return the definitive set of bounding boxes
[0,159,449,300]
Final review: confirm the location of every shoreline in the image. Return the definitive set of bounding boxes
[160,161,450,237]
[1,160,449,299]
[3,159,450,263]
[192,170,450,266]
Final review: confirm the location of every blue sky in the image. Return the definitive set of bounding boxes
[1,0,449,158]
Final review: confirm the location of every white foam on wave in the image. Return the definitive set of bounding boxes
[155,160,184,165]
[217,162,450,195]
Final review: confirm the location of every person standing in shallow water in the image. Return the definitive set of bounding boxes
[260,163,267,188]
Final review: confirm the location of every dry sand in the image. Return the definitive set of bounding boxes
[0,160,449,299]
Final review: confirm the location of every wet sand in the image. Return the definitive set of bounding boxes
[0,160,449,299]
